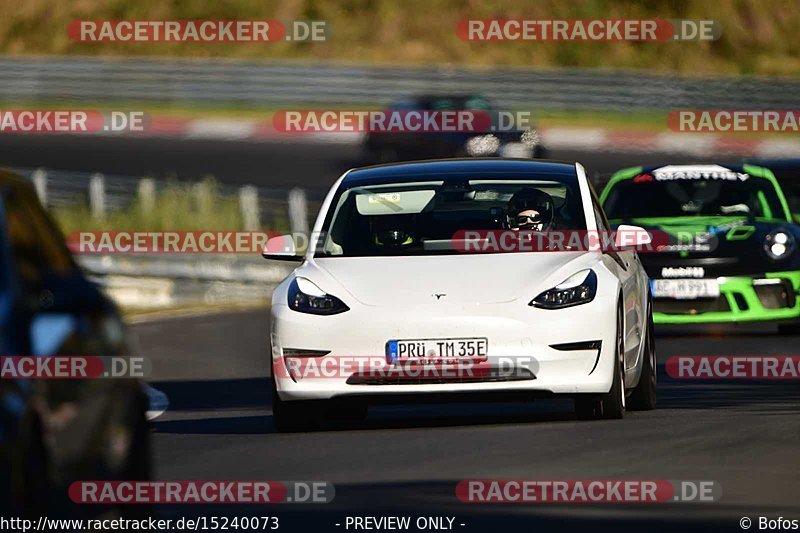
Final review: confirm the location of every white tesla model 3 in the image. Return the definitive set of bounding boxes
[265,159,656,431]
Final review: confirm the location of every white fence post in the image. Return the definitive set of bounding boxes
[239,185,260,230]
[32,168,47,207]
[89,173,106,220]
[138,178,156,216]
[287,187,309,235]
[193,181,212,217]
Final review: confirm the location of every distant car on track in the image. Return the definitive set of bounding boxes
[364,95,548,163]
[264,159,655,431]
[0,170,149,516]
[601,163,800,332]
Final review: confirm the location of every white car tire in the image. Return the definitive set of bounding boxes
[629,301,657,411]
[574,304,626,420]
[271,373,323,433]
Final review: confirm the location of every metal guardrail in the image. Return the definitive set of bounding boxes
[79,254,293,309]
[12,166,325,231]
[10,166,306,308]
[1,56,800,111]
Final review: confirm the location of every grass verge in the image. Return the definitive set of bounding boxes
[52,177,291,235]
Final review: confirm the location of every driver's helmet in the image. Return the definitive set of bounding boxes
[371,215,415,247]
[507,188,555,231]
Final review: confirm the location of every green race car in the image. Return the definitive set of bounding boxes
[601,163,800,332]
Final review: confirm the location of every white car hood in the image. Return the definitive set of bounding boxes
[312,252,593,306]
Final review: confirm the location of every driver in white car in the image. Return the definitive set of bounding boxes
[508,188,556,231]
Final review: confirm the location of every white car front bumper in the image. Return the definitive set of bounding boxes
[270,296,618,402]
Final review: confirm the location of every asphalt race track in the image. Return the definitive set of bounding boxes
[134,309,799,532]
[10,134,799,530]
[0,134,715,190]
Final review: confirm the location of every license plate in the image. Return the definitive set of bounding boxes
[386,338,488,362]
[652,279,720,300]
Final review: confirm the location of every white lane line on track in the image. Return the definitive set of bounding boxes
[184,119,258,140]
[89,118,800,157]
[755,138,800,158]
[655,132,716,155]
[541,127,609,150]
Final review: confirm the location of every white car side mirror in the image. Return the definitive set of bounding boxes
[615,225,652,250]
[262,233,305,262]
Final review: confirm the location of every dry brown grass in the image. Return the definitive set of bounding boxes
[0,0,798,76]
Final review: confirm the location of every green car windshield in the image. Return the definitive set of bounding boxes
[603,176,786,221]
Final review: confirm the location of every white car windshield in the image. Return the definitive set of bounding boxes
[317,177,587,257]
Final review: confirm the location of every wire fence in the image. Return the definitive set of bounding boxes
[2,56,800,111]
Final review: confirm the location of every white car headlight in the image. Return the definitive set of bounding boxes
[531,270,597,309]
[288,277,349,315]
[765,230,795,260]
